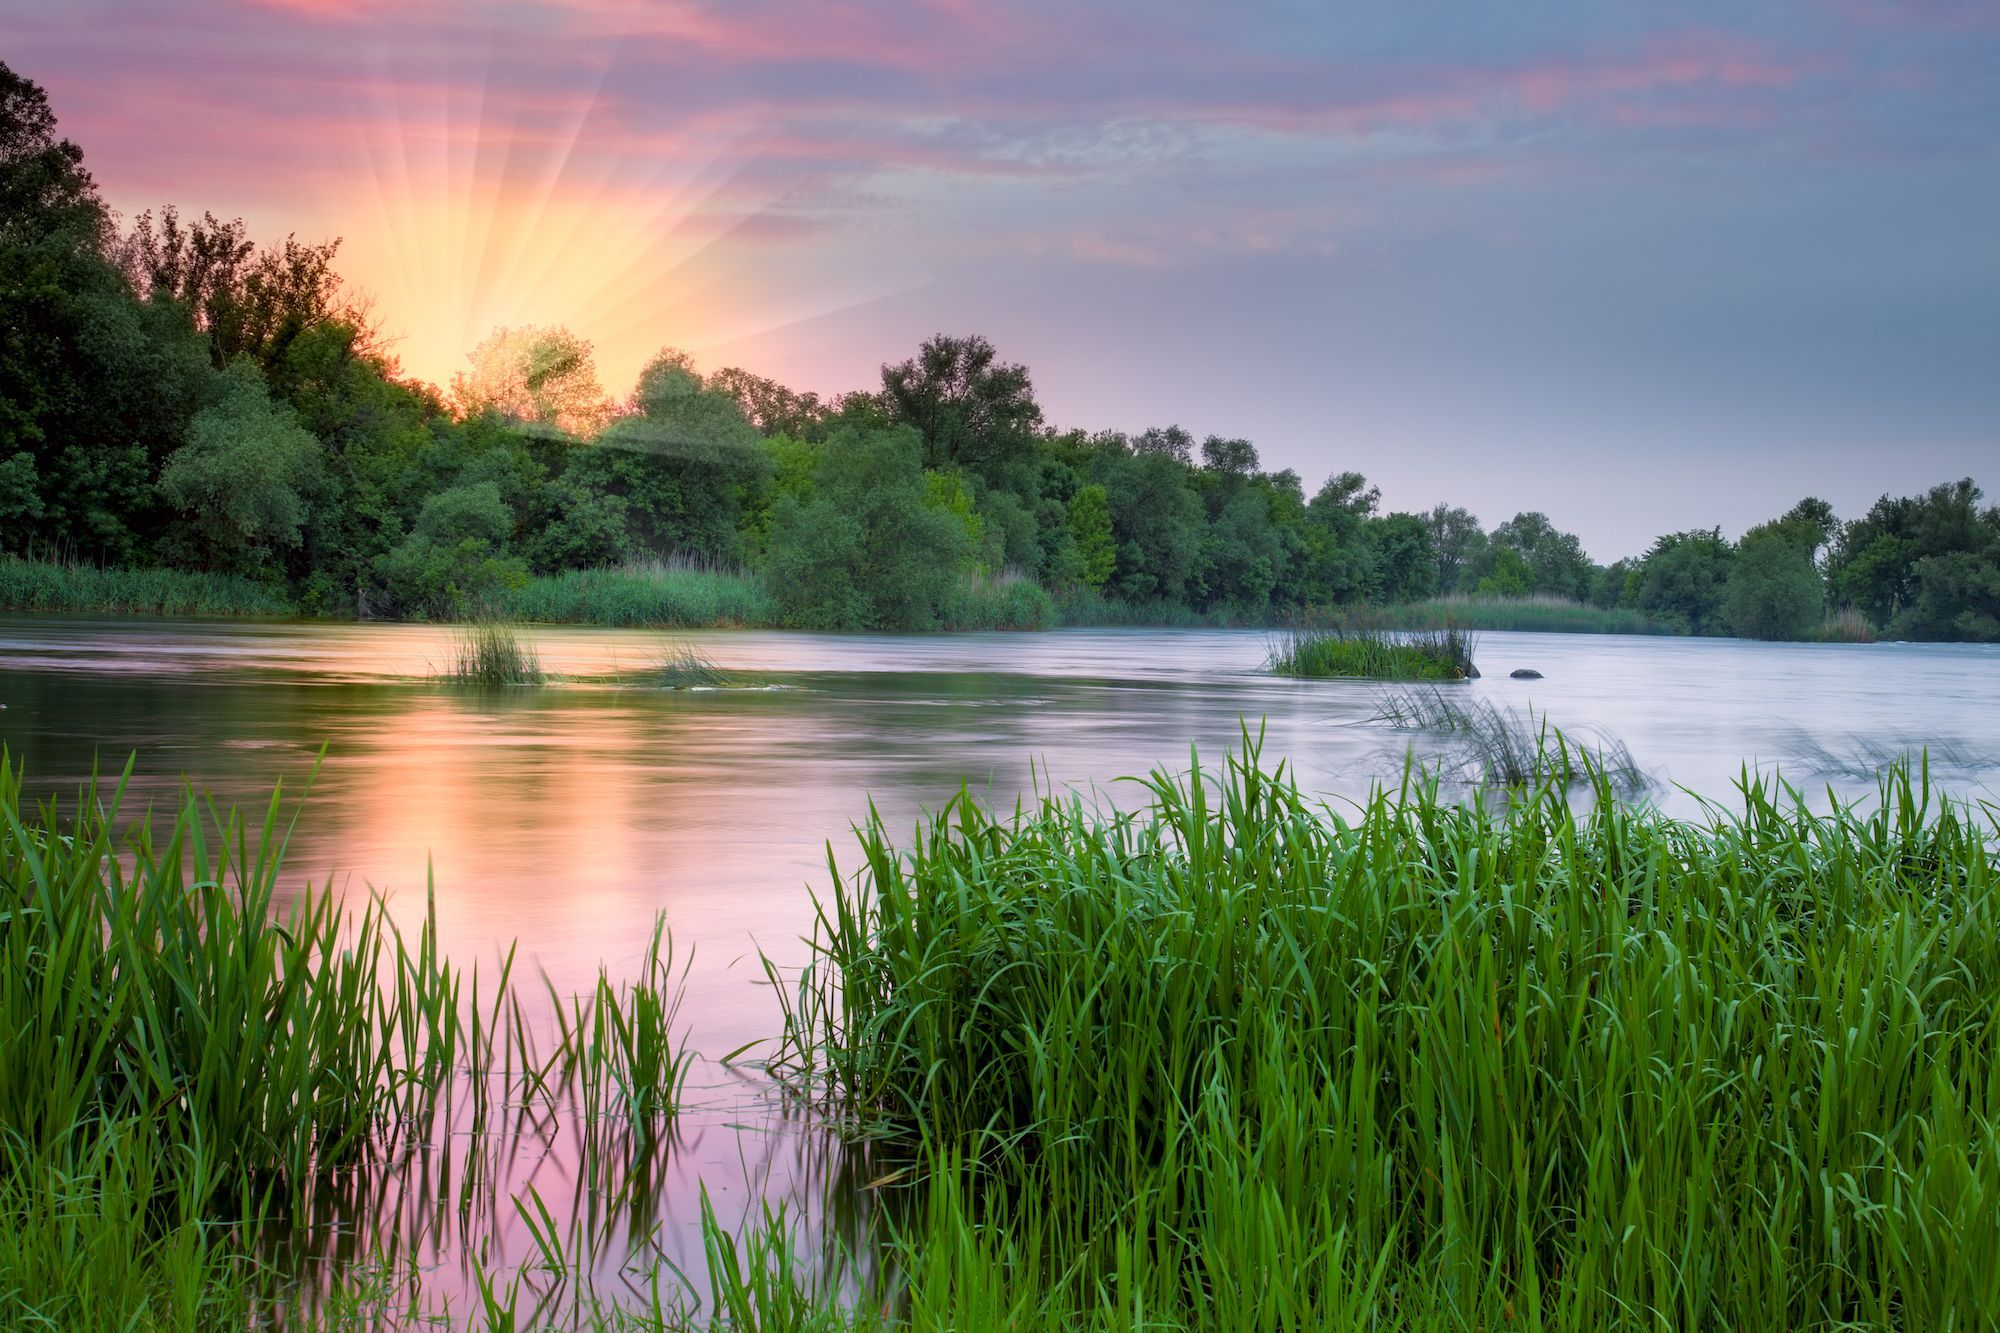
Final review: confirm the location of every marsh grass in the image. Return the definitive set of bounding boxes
[771,734,2000,1328]
[654,637,727,689]
[14,737,2000,1329]
[496,559,777,629]
[1374,686,1649,795]
[443,621,545,686]
[1267,622,1477,680]
[1380,592,1662,635]
[1820,607,1878,643]
[0,553,295,618]
[0,751,700,1329]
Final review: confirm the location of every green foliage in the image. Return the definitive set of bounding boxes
[1831,479,2000,641]
[763,426,974,630]
[1723,524,1824,640]
[1066,483,1116,589]
[1632,527,1734,634]
[158,360,323,571]
[374,480,528,617]
[1481,510,1593,600]
[880,333,1042,481]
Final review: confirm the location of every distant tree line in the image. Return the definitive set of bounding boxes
[3,62,1996,640]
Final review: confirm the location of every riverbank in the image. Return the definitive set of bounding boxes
[5,742,1996,1328]
[0,554,1686,636]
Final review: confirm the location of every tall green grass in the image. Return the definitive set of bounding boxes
[774,737,2000,1328]
[496,560,777,628]
[939,571,1057,631]
[0,752,698,1329]
[442,621,546,685]
[1381,593,1661,635]
[1267,622,1478,680]
[0,554,295,618]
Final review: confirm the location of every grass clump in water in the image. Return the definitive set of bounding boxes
[442,621,544,686]
[773,735,2000,1329]
[1267,622,1477,680]
[654,637,727,689]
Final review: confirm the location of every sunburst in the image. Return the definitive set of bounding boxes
[324,30,904,397]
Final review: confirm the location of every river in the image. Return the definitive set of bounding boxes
[4,616,1996,1311]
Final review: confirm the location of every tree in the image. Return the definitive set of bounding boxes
[374,480,527,617]
[1722,525,1823,641]
[0,60,104,246]
[0,61,212,559]
[121,207,350,373]
[762,426,973,630]
[1633,529,1734,634]
[880,334,1042,480]
[1369,512,1438,604]
[159,362,322,571]
[451,326,610,437]
[1097,450,1204,603]
[572,348,772,563]
[1830,479,1998,638]
[1424,504,1486,595]
[1067,485,1117,590]
[1199,435,1258,482]
[707,366,828,440]
[1133,425,1194,464]
[1488,512,1592,600]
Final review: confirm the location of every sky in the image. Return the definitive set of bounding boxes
[9,0,1998,558]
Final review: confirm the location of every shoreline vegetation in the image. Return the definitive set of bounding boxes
[0,552,1903,641]
[4,59,1997,647]
[6,741,1998,1328]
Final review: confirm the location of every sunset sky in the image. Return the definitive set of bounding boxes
[11,0,1998,556]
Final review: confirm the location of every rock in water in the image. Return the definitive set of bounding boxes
[1509,668,1543,679]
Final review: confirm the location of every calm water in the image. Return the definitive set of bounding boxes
[4,617,1997,1310]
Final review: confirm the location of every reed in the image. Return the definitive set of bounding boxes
[774,734,2000,1329]
[443,621,545,686]
[1379,593,1662,635]
[0,554,295,618]
[0,752,697,1329]
[495,559,777,628]
[1820,606,1878,643]
[1267,622,1477,680]
[1374,686,1649,794]
[653,637,727,689]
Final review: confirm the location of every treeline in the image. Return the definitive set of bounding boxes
[4,61,1996,641]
